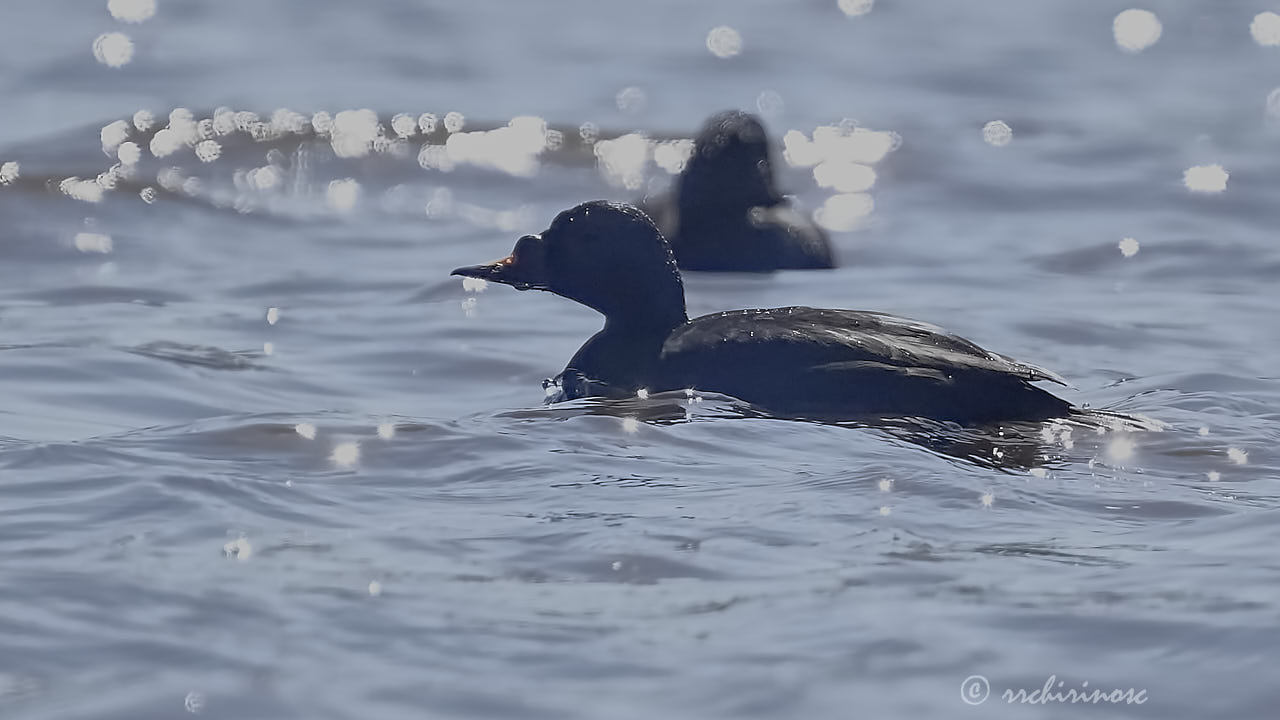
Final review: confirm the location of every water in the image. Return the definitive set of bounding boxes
[2,1,1279,718]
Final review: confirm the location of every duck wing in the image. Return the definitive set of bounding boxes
[657,306,1069,421]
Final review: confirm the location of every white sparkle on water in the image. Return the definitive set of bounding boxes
[635,388,650,399]
[1107,435,1136,462]
[1183,164,1228,193]
[1267,88,1280,121]
[222,537,252,561]
[755,89,784,116]
[184,691,205,714]
[1113,9,1162,53]
[149,128,183,158]
[653,139,695,174]
[980,491,995,508]
[391,113,417,138]
[231,110,258,132]
[812,161,876,193]
[814,193,874,231]
[117,141,141,165]
[0,161,18,184]
[1118,237,1140,257]
[132,109,154,131]
[266,307,280,325]
[140,186,157,203]
[60,177,105,203]
[194,140,221,163]
[96,166,121,191]
[74,232,113,253]
[782,125,897,167]
[294,422,317,440]
[100,120,130,151]
[1198,425,1210,436]
[1227,447,1248,465]
[330,109,380,158]
[594,132,649,190]
[878,478,893,492]
[368,580,383,596]
[109,0,156,23]
[331,441,361,467]
[270,108,308,135]
[418,144,455,173]
[376,423,396,440]
[460,297,477,317]
[1251,12,1280,46]
[621,417,640,434]
[1207,470,1221,482]
[249,165,282,191]
[982,120,1012,147]
[93,32,134,67]
[838,0,874,17]
[155,167,182,192]
[262,342,274,356]
[706,26,743,58]
[311,111,333,136]
[461,277,487,292]
[616,86,647,114]
[327,178,361,213]
[878,506,891,516]
[1029,467,1048,478]
[444,116,550,177]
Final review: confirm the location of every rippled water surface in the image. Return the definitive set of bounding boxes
[3,1,1280,718]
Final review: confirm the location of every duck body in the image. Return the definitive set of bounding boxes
[655,110,835,272]
[453,201,1073,425]
[554,306,1070,424]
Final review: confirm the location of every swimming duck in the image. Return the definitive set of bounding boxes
[648,110,835,272]
[452,201,1071,424]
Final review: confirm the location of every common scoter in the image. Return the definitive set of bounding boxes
[453,201,1072,425]
[644,110,835,272]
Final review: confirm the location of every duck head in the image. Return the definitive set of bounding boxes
[678,110,782,216]
[452,201,688,330]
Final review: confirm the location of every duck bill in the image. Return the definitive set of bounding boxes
[451,235,549,291]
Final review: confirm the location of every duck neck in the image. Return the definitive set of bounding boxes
[605,296,688,336]
[565,307,686,396]
[678,160,780,219]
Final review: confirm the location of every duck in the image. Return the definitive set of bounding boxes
[644,110,835,272]
[452,201,1072,425]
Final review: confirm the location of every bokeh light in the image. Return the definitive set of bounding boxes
[92,32,134,67]
[74,232,113,253]
[615,86,647,114]
[838,0,874,17]
[327,178,361,213]
[1113,9,1162,53]
[706,26,743,58]
[108,0,156,23]
[1183,164,1228,193]
[982,120,1012,147]
[1251,12,1280,46]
